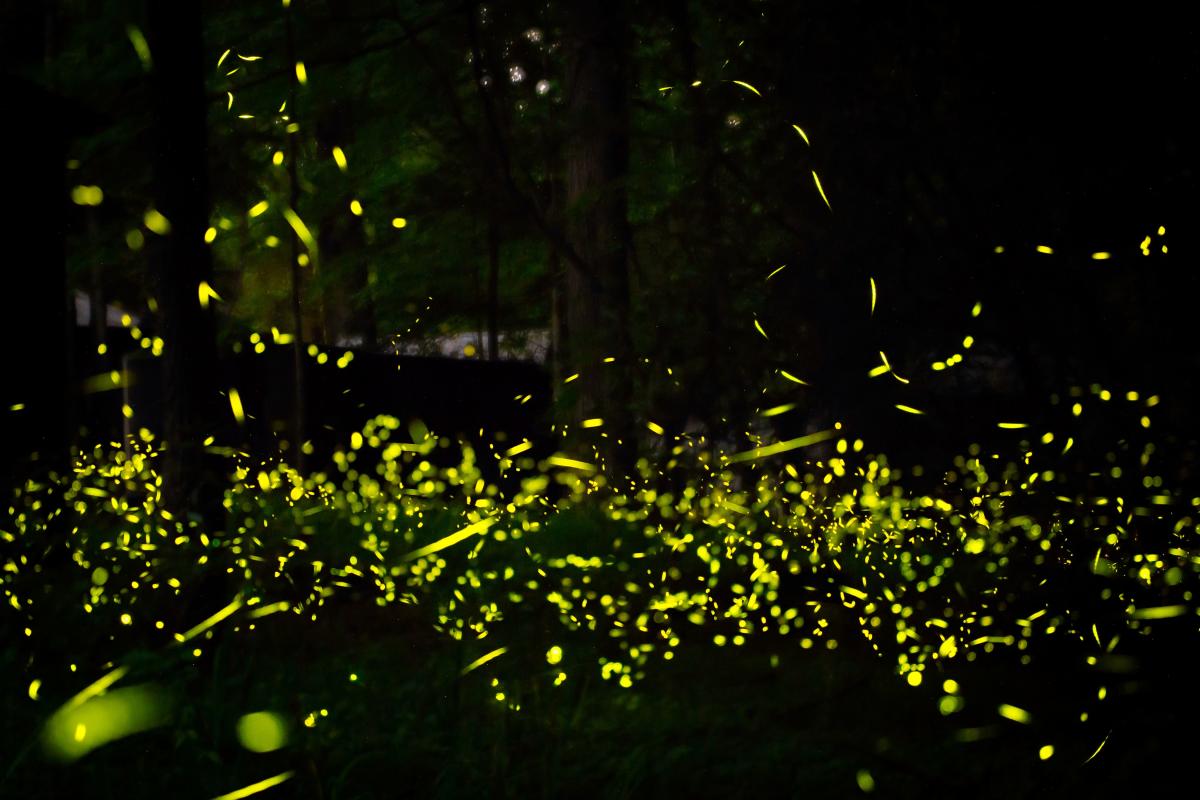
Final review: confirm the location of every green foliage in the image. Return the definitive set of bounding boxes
[3,389,1200,794]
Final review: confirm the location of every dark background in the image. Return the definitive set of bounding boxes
[3,1,1196,474]
[1,4,1199,798]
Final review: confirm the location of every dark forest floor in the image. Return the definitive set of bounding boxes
[3,591,1194,800]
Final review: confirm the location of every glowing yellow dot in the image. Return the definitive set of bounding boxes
[546,645,563,665]
[906,671,922,687]
[272,151,284,166]
[1038,744,1054,760]
[204,226,217,243]
[942,679,959,694]
[998,703,1032,724]
[237,711,289,752]
[295,61,307,84]
[856,769,875,792]
[463,344,477,357]
[71,185,104,205]
[143,209,171,235]
[120,613,132,625]
[392,217,407,229]
[349,199,363,216]
[939,695,964,715]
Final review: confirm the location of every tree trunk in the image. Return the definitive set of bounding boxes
[487,209,501,360]
[563,0,635,470]
[146,0,223,518]
[87,213,107,351]
[669,0,730,433]
[549,244,566,393]
[284,2,307,468]
[1,83,69,481]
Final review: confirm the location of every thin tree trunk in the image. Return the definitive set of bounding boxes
[87,213,107,351]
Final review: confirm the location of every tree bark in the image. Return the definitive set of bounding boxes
[563,0,636,470]
[87,213,107,351]
[283,1,308,469]
[146,0,223,518]
[669,0,730,433]
[549,242,566,391]
[2,81,69,480]
[486,209,501,360]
